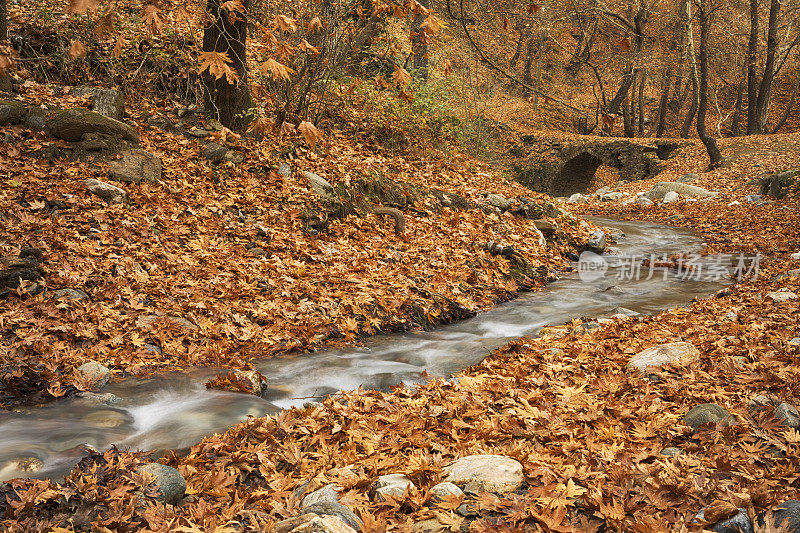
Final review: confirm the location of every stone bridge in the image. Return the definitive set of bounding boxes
[512,135,688,197]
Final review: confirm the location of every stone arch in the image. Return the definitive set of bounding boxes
[555,152,603,196]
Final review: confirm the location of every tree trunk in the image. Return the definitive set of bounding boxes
[745,0,760,134]
[680,81,697,138]
[730,54,748,136]
[655,68,672,137]
[604,70,634,134]
[772,59,800,133]
[351,11,386,55]
[656,1,683,137]
[0,0,6,42]
[637,69,646,134]
[0,0,10,93]
[697,0,723,169]
[755,0,781,132]
[202,0,253,130]
[509,30,525,69]
[522,33,536,93]
[622,92,634,137]
[411,0,429,80]
[680,0,699,139]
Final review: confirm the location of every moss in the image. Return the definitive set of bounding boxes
[47,108,139,143]
[513,160,549,190]
[0,100,28,126]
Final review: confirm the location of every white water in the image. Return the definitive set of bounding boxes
[0,218,731,481]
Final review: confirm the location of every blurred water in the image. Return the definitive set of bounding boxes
[0,218,731,481]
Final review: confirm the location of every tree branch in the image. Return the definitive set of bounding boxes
[457,0,584,113]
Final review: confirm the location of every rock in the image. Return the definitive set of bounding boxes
[660,447,683,457]
[663,191,680,203]
[375,473,415,500]
[144,343,162,355]
[573,321,601,335]
[84,178,127,204]
[278,163,292,177]
[531,224,547,248]
[0,100,27,125]
[135,315,198,331]
[789,338,800,347]
[600,192,624,201]
[756,500,800,532]
[724,311,738,321]
[413,518,451,533]
[303,171,337,201]
[586,229,606,254]
[52,288,89,301]
[109,149,161,183]
[47,108,138,143]
[533,219,557,235]
[186,128,210,138]
[203,142,227,163]
[83,408,131,428]
[457,502,480,517]
[568,193,587,204]
[595,186,610,195]
[760,170,800,199]
[233,369,267,397]
[274,514,356,533]
[644,182,717,200]
[767,290,798,302]
[81,133,109,151]
[745,194,762,203]
[137,463,187,505]
[0,250,43,295]
[443,454,524,494]
[302,502,362,532]
[224,150,244,164]
[627,342,700,373]
[776,403,800,429]
[612,307,639,317]
[728,201,741,206]
[684,403,733,431]
[302,484,342,509]
[75,391,121,406]
[486,193,513,210]
[24,107,47,131]
[69,86,125,120]
[632,196,654,206]
[0,456,45,479]
[677,173,699,183]
[76,361,111,389]
[430,482,463,500]
[695,507,754,533]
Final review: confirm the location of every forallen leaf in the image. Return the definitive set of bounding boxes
[112,36,127,58]
[308,16,323,32]
[273,14,297,33]
[420,14,445,33]
[392,66,412,89]
[142,4,164,35]
[298,121,323,150]
[299,39,321,56]
[66,0,99,15]
[261,58,294,81]
[69,39,87,60]
[0,45,16,75]
[199,50,240,84]
[220,0,245,24]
